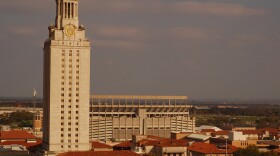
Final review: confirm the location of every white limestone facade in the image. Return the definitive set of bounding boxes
[43,0,91,154]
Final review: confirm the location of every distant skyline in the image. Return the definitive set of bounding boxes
[0,0,279,99]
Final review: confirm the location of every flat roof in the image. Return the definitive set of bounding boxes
[91,95,188,100]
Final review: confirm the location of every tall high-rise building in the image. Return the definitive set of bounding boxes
[43,0,91,154]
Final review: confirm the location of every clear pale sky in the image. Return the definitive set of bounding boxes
[0,0,279,99]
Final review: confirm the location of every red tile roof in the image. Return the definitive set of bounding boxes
[0,139,42,148]
[0,130,36,139]
[188,142,238,154]
[57,150,140,156]
[137,139,160,146]
[274,148,280,154]
[259,128,279,134]
[91,141,112,149]
[212,130,230,136]
[201,129,215,133]
[238,130,262,135]
[155,138,190,147]
[113,141,132,148]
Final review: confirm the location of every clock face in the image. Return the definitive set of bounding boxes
[64,25,75,37]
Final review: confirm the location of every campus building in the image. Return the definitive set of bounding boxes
[89,95,195,141]
[43,0,91,154]
[42,0,195,154]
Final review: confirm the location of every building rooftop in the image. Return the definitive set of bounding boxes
[201,129,216,133]
[155,138,190,147]
[188,142,238,154]
[91,95,187,100]
[212,130,230,136]
[57,150,140,156]
[238,130,263,135]
[0,139,42,148]
[187,134,210,141]
[0,130,36,140]
[91,141,112,149]
[113,141,132,148]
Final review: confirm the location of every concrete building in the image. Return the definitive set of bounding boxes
[33,111,43,137]
[89,95,195,141]
[43,0,91,154]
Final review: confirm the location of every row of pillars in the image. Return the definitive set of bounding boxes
[57,1,78,19]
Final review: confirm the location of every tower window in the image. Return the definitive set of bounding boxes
[68,3,71,18]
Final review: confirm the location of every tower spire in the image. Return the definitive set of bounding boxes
[55,0,79,29]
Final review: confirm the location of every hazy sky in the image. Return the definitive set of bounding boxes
[0,0,279,99]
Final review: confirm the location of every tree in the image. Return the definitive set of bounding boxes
[234,146,277,156]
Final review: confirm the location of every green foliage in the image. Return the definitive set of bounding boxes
[193,105,280,128]
[234,146,277,156]
[0,111,33,128]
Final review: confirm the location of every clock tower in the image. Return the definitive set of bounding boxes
[43,0,91,154]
